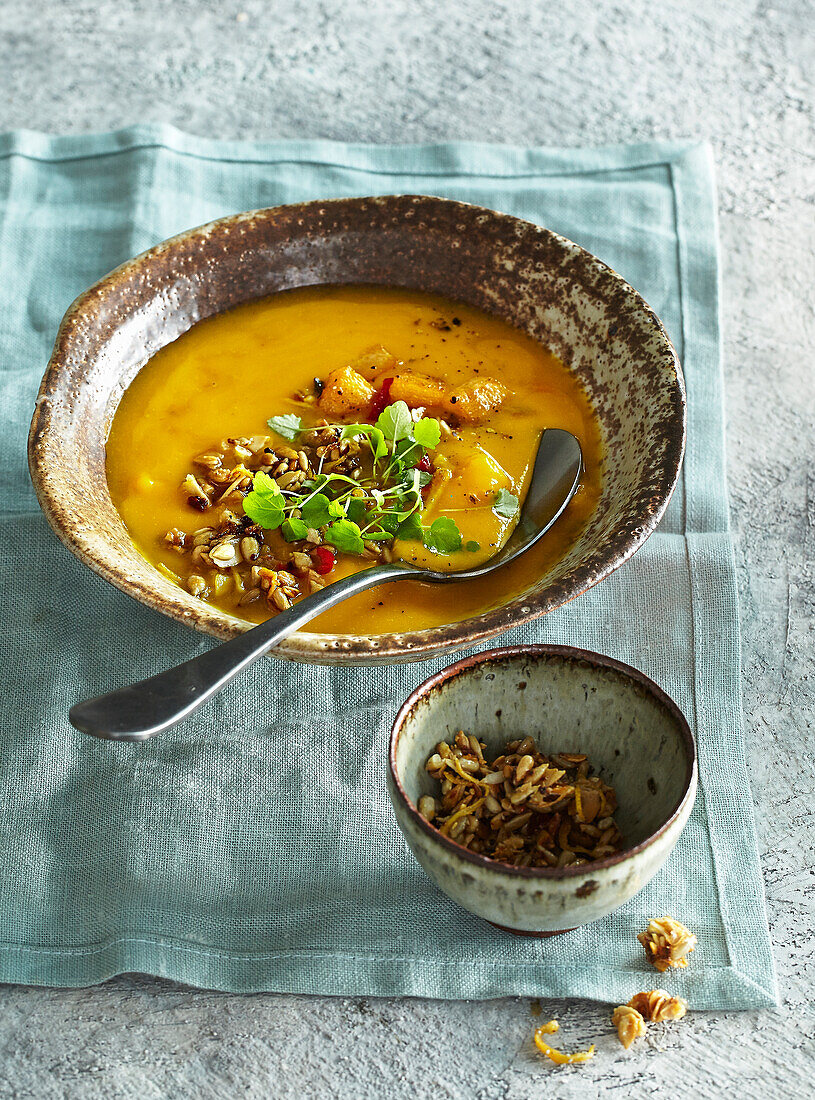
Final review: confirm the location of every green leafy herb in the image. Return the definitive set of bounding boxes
[345,497,368,525]
[243,471,285,529]
[423,516,463,555]
[266,414,303,441]
[396,512,423,541]
[396,469,420,499]
[465,540,481,553]
[376,400,413,442]
[393,437,417,463]
[493,489,519,518]
[301,493,346,529]
[341,423,387,460]
[281,517,309,542]
[412,416,441,449]
[247,402,481,562]
[324,519,365,555]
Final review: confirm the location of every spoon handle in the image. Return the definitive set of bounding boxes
[69,562,410,742]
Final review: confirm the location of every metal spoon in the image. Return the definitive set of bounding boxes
[70,428,582,742]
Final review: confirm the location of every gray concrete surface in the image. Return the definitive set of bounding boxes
[1,0,813,1097]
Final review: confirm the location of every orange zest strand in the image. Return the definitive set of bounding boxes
[534,1021,595,1065]
[438,797,485,837]
[444,756,487,788]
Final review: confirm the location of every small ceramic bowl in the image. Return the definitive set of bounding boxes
[28,195,685,666]
[388,645,696,934]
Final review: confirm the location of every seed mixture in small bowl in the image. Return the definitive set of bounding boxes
[388,644,697,934]
[419,733,624,868]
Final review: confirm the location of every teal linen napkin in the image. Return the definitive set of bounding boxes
[0,128,776,1007]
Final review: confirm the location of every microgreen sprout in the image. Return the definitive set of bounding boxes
[250,403,473,559]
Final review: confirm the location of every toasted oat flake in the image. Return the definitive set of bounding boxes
[611,1005,646,1049]
[627,989,688,1022]
[187,574,207,597]
[637,916,697,972]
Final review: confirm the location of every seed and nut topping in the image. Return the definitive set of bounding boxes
[161,393,490,614]
[627,989,687,1022]
[421,733,623,867]
[531,918,695,1063]
[163,429,381,610]
[637,915,697,972]
[611,1005,647,1049]
[610,988,688,1050]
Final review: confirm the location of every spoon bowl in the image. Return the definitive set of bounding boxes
[69,429,582,742]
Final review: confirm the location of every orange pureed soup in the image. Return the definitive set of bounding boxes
[106,286,603,634]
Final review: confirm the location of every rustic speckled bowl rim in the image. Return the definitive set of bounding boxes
[28,195,686,664]
[389,644,697,879]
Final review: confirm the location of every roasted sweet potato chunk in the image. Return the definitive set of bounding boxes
[387,371,506,423]
[387,370,447,409]
[351,345,399,374]
[445,378,506,422]
[318,365,376,417]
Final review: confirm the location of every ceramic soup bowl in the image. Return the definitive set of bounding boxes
[388,645,697,934]
[29,195,685,665]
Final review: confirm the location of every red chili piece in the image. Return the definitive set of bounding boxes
[416,453,432,472]
[311,545,336,575]
[368,377,394,419]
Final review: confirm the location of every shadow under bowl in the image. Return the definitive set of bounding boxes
[388,645,697,934]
